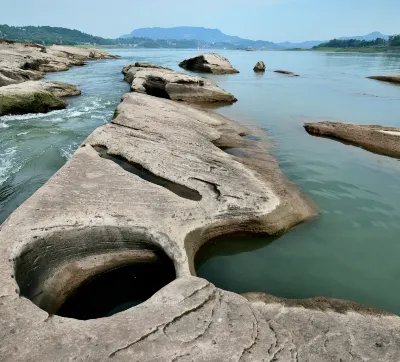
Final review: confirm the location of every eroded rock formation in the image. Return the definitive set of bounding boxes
[304,121,400,158]
[122,62,237,103]
[253,61,266,72]
[179,53,240,74]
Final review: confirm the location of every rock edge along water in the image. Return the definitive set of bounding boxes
[1,91,399,360]
[304,121,400,158]
[0,41,118,115]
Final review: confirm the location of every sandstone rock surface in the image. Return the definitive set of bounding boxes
[179,53,240,74]
[304,121,400,158]
[0,80,80,116]
[367,74,400,84]
[253,61,266,72]
[122,62,237,103]
[0,92,398,360]
[274,69,299,76]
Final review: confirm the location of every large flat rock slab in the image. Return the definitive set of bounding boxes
[6,93,383,360]
[304,121,400,158]
[122,62,237,103]
[179,53,240,74]
[0,80,80,116]
[367,74,400,84]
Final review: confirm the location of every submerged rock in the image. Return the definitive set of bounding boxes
[304,121,400,158]
[122,62,237,103]
[367,74,400,84]
[0,80,80,116]
[274,69,299,76]
[253,61,266,72]
[179,53,240,74]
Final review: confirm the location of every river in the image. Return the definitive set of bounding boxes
[1,49,400,315]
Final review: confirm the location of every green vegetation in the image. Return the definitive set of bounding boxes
[0,24,260,49]
[313,35,400,53]
[0,25,114,45]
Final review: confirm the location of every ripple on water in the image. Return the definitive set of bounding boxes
[0,147,19,186]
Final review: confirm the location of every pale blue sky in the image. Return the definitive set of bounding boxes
[1,0,399,42]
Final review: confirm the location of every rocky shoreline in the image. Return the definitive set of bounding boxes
[0,40,118,115]
[1,51,400,361]
[304,121,400,158]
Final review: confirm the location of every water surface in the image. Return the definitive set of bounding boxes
[1,49,400,315]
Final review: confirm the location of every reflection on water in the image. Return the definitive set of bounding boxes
[1,49,400,315]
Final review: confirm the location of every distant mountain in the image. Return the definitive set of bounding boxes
[121,26,279,49]
[276,40,324,49]
[338,31,390,41]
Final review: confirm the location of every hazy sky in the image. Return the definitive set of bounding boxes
[1,0,399,42]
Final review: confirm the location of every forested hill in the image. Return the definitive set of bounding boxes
[0,25,115,45]
[0,24,277,49]
[314,35,400,49]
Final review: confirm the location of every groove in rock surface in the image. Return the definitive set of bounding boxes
[94,146,202,201]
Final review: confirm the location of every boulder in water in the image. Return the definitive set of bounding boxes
[253,61,266,72]
[179,53,239,74]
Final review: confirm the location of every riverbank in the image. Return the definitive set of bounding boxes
[0,40,118,115]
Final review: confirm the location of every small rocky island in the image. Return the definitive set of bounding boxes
[1,46,400,361]
[179,53,240,74]
[0,40,118,115]
[304,121,400,158]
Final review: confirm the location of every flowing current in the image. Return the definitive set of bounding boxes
[1,49,400,315]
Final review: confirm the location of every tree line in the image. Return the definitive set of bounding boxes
[314,35,400,49]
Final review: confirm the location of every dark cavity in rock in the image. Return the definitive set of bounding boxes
[57,258,175,320]
[94,146,202,201]
[143,76,171,99]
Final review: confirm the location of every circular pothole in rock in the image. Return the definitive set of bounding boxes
[14,227,176,320]
[57,259,175,320]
